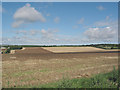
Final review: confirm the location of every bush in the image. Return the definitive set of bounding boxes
[57,77,73,88]
[10,46,22,50]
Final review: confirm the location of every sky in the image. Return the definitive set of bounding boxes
[1,2,118,45]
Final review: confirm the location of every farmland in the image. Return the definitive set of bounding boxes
[2,46,119,88]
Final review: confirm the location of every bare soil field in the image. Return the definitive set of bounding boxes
[2,47,119,87]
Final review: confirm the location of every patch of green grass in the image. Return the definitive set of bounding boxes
[13,66,119,88]
[53,68,118,88]
[12,69,50,77]
[12,71,34,77]
[39,69,49,72]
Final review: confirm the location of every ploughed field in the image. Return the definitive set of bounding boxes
[2,47,119,87]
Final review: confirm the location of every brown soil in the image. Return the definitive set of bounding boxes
[2,47,119,61]
[2,47,119,87]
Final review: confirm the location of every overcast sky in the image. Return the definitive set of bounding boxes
[2,2,118,45]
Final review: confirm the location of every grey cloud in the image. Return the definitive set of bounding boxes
[54,17,60,23]
[97,6,105,11]
[77,18,84,24]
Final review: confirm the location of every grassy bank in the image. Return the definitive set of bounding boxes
[12,67,119,88]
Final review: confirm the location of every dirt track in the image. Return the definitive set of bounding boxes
[2,47,119,87]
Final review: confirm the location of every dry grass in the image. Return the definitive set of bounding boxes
[2,55,118,87]
[42,47,119,53]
